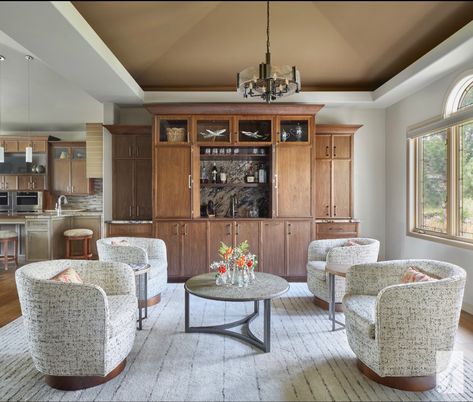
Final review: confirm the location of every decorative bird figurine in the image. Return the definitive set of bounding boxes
[241,130,269,140]
[200,128,227,139]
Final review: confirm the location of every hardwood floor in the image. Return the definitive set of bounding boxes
[2,267,473,354]
[0,268,21,327]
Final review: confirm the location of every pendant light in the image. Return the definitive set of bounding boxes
[25,55,33,163]
[0,55,5,163]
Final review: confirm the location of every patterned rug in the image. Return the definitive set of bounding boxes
[1,283,473,401]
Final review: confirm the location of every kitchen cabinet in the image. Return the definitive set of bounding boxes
[208,220,260,265]
[0,176,17,191]
[286,220,312,279]
[50,142,91,195]
[316,221,359,239]
[109,127,152,221]
[315,125,361,219]
[261,220,286,276]
[25,219,50,262]
[106,223,153,238]
[276,145,312,217]
[154,146,192,218]
[156,221,207,279]
[18,175,46,191]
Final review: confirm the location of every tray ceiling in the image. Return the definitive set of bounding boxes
[72,1,473,91]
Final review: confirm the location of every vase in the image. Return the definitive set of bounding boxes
[231,267,238,285]
[248,268,256,283]
[216,274,226,286]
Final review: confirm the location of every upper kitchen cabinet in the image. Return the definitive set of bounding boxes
[106,125,153,221]
[276,116,312,144]
[194,116,232,144]
[156,116,191,145]
[236,116,273,144]
[50,142,92,195]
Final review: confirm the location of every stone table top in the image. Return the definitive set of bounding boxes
[185,272,289,302]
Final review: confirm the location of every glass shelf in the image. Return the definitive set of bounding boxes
[200,182,269,188]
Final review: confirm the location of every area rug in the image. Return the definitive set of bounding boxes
[1,283,473,401]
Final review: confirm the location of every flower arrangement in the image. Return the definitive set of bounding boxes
[210,240,258,287]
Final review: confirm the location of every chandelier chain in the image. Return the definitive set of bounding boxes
[266,0,270,55]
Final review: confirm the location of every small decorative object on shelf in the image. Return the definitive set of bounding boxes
[219,167,227,184]
[246,162,255,183]
[166,127,186,142]
[211,163,218,183]
[210,240,258,287]
[207,200,216,218]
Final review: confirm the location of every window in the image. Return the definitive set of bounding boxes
[409,73,473,246]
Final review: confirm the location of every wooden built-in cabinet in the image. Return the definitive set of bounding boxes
[107,126,153,221]
[315,125,361,219]
[50,142,91,195]
[156,221,207,280]
[143,104,362,281]
[106,223,153,238]
[18,175,46,191]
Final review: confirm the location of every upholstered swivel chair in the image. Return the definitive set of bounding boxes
[97,237,168,305]
[343,259,466,391]
[15,260,137,390]
[306,238,380,309]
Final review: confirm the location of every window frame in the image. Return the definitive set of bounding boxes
[408,73,473,249]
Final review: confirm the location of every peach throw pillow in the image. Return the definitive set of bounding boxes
[51,268,83,284]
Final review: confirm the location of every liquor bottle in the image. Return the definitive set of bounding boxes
[258,164,267,183]
[246,162,255,183]
[219,166,227,184]
[211,163,218,184]
[201,165,208,184]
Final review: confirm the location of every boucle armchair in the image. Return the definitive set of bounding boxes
[97,237,167,305]
[306,238,380,309]
[343,259,466,391]
[15,260,137,390]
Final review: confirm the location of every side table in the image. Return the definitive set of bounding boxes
[128,263,150,330]
[325,263,351,331]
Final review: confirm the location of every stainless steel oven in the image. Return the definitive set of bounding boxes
[0,192,13,212]
[14,192,43,212]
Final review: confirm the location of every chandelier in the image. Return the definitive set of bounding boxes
[237,0,300,103]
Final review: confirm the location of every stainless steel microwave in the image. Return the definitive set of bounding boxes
[0,191,43,213]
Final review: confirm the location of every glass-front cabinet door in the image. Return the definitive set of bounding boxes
[277,116,311,144]
[157,116,190,144]
[195,116,232,144]
[72,147,86,160]
[236,116,273,144]
[53,147,70,160]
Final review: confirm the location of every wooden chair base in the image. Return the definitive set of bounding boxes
[313,296,343,313]
[65,235,93,260]
[44,359,126,390]
[357,359,436,391]
[0,236,18,271]
[138,293,162,308]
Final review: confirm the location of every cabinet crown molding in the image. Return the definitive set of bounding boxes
[104,125,152,135]
[315,124,363,135]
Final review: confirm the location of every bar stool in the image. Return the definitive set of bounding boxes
[0,230,18,270]
[64,229,93,260]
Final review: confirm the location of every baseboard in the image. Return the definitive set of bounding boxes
[462,302,473,315]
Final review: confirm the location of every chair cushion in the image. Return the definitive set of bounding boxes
[401,266,438,283]
[343,295,377,339]
[108,295,137,339]
[64,228,93,237]
[307,261,327,281]
[51,268,83,284]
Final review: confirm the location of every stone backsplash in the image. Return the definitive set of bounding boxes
[63,179,103,211]
[200,160,271,218]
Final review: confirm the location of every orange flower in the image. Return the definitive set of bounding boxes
[236,255,246,268]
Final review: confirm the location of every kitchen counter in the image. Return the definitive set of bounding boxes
[105,220,152,224]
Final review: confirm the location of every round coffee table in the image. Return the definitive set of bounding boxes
[184,272,289,352]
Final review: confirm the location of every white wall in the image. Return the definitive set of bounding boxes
[317,107,386,258]
[386,66,473,313]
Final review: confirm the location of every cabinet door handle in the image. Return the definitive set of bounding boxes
[129,205,133,217]
[71,185,74,193]
[236,223,239,236]
[226,224,232,236]
[128,146,132,157]
[4,182,6,190]
[333,205,337,216]
[183,224,188,236]
[135,146,139,157]
[274,174,278,189]
[333,146,337,157]
[326,205,330,216]
[136,206,140,216]
[32,181,35,189]
[325,146,329,157]
[288,223,292,235]
[174,224,179,236]
[188,175,192,189]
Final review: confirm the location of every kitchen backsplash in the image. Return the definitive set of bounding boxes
[63,179,103,211]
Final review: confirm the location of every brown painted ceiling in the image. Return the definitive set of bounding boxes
[72,1,473,91]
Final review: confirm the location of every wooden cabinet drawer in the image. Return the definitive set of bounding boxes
[316,222,358,234]
[107,223,153,237]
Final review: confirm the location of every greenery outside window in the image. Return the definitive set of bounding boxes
[409,73,473,247]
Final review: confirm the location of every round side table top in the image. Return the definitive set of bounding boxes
[325,263,352,278]
[185,272,289,302]
[128,263,150,276]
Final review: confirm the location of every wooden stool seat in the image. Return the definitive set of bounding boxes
[0,231,18,270]
[64,229,93,260]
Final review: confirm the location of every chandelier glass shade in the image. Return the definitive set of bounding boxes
[237,1,300,103]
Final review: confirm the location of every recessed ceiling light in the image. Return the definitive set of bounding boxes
[0,55,5,61]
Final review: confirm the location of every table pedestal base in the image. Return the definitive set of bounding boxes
[185,291,271,353]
